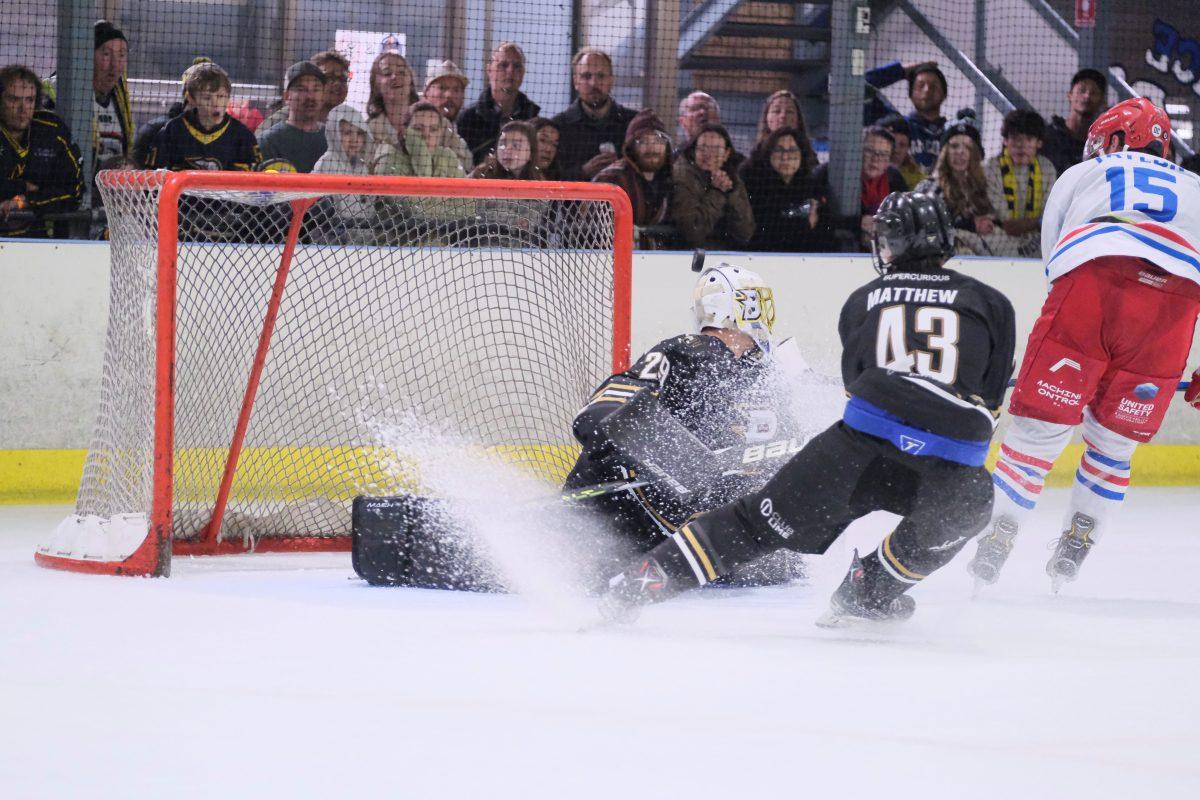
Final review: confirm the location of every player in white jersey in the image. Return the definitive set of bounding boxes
[968,98,1200,592]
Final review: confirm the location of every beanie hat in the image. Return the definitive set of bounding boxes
[941,108,983,156]
[94,20,127,50]
[623,107,669,157]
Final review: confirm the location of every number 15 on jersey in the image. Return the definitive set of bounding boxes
[1105,165,1178,223]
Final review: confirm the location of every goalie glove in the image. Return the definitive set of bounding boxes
[1185,368,1200,411]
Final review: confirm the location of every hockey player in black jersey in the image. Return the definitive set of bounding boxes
[144,62,261,171]
[598,191,1017,625]
[564,262,810,584]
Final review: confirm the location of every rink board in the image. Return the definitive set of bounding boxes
[1,242,1198,501]
[2,442,1196,503]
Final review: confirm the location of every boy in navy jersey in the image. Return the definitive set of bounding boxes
[145,62,260,171]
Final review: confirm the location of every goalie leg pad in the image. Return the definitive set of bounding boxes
[351,495,505,592]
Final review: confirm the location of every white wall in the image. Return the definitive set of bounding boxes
[1,241,1198,449]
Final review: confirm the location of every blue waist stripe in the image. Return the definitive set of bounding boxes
[843,396,990,467]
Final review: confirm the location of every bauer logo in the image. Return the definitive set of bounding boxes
[1134,383,1160,400]
[899,435,926,454]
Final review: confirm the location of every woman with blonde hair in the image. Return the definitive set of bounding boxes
[915,110,1026,256]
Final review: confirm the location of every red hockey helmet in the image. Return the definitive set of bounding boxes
[1082,97,1171,160]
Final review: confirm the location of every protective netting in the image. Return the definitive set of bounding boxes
[867,0,1198,160]
[79,171,623,544]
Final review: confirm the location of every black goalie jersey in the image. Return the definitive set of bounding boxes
[565,333,793,552]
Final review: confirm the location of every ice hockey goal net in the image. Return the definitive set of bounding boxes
[37,170,632,576]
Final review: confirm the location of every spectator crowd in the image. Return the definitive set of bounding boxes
[1,19,1189,251]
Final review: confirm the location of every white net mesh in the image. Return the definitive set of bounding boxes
[79,171,623,546]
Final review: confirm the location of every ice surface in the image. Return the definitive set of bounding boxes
[2,490,1198,798]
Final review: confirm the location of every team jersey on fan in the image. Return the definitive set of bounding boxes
[1042,151,1200,286]
[144,110,261,172]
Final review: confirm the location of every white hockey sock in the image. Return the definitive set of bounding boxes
[991,415,1074,523]
[1068,409,1138,541]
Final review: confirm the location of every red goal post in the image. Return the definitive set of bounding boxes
[37,170,633,577]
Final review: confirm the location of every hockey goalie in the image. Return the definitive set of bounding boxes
[561,262,814,587]
[353,262,820,590]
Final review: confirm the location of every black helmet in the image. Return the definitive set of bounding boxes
[871,191,954,275]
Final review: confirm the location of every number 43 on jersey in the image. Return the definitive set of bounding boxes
[875,305,960,384]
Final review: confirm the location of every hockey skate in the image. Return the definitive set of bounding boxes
[816,550,915,628]
[1046,512,1096,593]
[596,557,672,625]
[966,515,1019,592]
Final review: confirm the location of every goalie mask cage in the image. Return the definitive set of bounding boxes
[37,171,632,577]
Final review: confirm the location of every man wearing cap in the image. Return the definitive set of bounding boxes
[458,42,541,165]
[1041,68,1108,177]
[423,60,473,172]
[257,50,351,135]
[593,108,674,239]
[424,61,467,122]
[257,62,327,173]
[42,21,132,200]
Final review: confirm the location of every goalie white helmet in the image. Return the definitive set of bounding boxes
[692,263,776,355]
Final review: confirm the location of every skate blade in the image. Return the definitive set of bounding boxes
[971,578,988,600]
[1049,573,1069,595]
[815,609,906,630]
